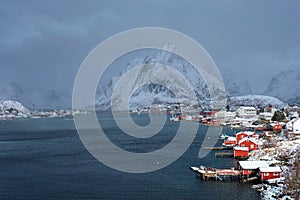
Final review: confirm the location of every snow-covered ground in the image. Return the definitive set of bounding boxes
[249,133,300,200]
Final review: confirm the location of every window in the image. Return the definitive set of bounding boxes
[264,173,269,176]
[274,172,279,176]
[251,144,254,149]
[241,144,245,147]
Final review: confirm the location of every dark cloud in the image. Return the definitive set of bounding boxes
[0,0,299,107]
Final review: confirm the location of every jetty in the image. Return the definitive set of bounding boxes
[204,146,233,150]
[215,152,234,158]
[189,166,241,181]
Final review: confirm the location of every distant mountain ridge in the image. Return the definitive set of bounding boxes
[264,67,300,105]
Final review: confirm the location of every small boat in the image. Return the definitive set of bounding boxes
[219,133,229,139]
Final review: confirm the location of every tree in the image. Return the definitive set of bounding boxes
[271,111,286,121]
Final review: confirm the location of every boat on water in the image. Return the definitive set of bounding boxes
[219,133,229,139]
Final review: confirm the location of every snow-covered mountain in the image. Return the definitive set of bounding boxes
[264,68,300,103]
[0,82,71,110]
[222,70,252,96]
[228,95,287,110]
[96,48,226,110]
[0,100,31,118]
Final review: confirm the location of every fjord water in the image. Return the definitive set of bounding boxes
[0,112,260,199]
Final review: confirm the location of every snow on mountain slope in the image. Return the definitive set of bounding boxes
[222,70,252,96]
[0,82,71,110]
[95,48,226,110]
[264,68,300,101]
[228,95,287,110]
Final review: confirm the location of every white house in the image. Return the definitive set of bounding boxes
[259,112,274,121]
[236,106,257,118]
[214,111,236,120]
[287,118,300,134]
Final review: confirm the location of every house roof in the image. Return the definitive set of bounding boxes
[238,106,256,110]
[259,166,281,173]
[236,131,255,136]
[238,137,259,145]
[227,137,236,141]
[238,161,269,170]
[234,147,249,151]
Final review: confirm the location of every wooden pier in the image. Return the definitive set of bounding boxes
[204,146,233,150]
[215,152,234,158]
[189,166,241,181]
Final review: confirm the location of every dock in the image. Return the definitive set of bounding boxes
[189,166,241,181]
[215,152,234,158]
[204,146,233,150]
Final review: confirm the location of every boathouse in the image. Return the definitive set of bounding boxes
[238,161,269,176]
[233,146,249,158]
[238,137,259,151]
[259,166,281,181]
[222,136,236,146]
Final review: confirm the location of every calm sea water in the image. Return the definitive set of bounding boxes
[0,112,260,199]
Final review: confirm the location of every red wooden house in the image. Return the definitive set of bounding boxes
[222,137,236,147]
[236,131,257,144]
[273,122,283,132]
[233,147,249,158]
[259,167,281,181]
[238,161,269,177]
[238,137,259,151]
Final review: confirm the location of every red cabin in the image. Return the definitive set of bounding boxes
[259,167,281,181]
[234,147,249,158]
[236,131,256,144]
[238,137,259,151]
[273,122,283,132]
[222,137,236,146]
[238,161,269,176]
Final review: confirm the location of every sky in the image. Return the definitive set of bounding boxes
[0,0,300,108]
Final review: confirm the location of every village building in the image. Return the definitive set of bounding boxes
[259,166,281,181]
[236,131,257,144]
[272,122,283,132]
[233,146,249,158]
[222,136,236,147]
[259,112,274,121]
[238,137,259,151]
[213,111,236,120]
[236,106,257,118]
[287,117,300,134]
[238,161,269,177]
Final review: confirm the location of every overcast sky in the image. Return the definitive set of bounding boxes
[0,0,300,106]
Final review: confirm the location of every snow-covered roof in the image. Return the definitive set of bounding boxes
[238,137,259,145]
[227,136,236,141]
[234,147,249,151]
[236,131,255,136]
[238,106,256,110]
[259,166,281,173]
[239,161,269,169]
